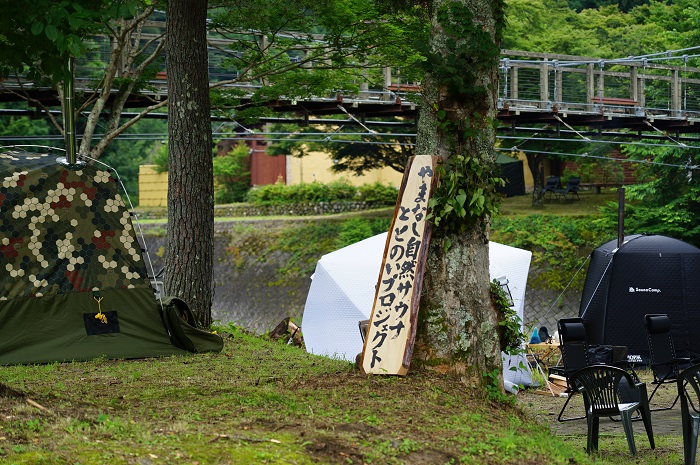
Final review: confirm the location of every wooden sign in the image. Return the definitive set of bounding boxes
[360,155,438,375]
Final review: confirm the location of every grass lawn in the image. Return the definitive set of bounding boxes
[0,326,685,465]
[499,189,619,217]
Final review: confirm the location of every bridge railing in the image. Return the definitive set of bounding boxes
[499,50,700,120]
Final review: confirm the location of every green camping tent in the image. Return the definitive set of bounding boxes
[0,149,215,364]
[495,153,525,197]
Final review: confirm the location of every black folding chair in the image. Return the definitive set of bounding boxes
[541,176,560,201]
[571,365,655,456]
[555,176,581,202]
[678,363,700,465]
[645,314,694,411]
[556,317,640,422]
[556,318,591,422]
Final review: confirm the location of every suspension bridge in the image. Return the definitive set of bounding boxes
[2,37,700,143]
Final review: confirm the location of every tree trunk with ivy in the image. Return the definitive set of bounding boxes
[164,0,214,326]
[413,0,506,391]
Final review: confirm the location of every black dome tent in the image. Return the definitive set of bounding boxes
[579,234,700,363]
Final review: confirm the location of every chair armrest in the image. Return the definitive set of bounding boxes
[611,360,640,382]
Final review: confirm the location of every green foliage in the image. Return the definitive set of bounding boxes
[490,280,524,354]
[418,1,504,103]
[428,154,504,241]
[415,1,505,244]
[246,180,397,206]
[491,214,611,292]
[356,182,399,204]
[595,143,700,246]
[336,217,392,249]
[0,0,144,82]
[0,114,53,146]
[483,368,515,405]
[100,119,167,204]
[503,0,675,57]
[152,141,169,173]
[561,157,624,185]
[213,141,251,204]
[568,0,649,13]
[208,0,425,116]
[271,216,391,283]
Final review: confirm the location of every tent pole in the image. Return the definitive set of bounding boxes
[63,55,77,165]
[617,187,625,248]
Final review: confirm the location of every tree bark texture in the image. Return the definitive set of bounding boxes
[414,0,503,388]
[164,0,214,326]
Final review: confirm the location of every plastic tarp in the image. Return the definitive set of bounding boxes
[302,233,533,388]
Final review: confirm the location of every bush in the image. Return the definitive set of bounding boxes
[246,179,398,206]
[213,142,250,203]
[152,142,169,173]
[357,182,399,204]
[336,218,392,248]
[491,215,612,292]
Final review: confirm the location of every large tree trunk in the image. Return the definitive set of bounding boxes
[164,0,214,326]
[413,0,504,390]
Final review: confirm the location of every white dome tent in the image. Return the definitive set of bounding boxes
[301,234,533,390]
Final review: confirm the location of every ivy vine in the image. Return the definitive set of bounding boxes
[427,153,503,240]
[490,279,524,354]
[418,0,507,243]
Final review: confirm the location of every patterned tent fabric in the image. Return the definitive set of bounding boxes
[0,151,149,299]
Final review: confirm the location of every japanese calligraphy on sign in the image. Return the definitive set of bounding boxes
[360,155,438,375]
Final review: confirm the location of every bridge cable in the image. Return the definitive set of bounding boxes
[643,120,687,148]
[498,147,700,171]
[509,131,539,152]
[337,105,376,134]
[552,114,590,141]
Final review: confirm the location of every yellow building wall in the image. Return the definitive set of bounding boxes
[138,151,403,207]
[514,151,535,192]
[138,165,168,207]
[286,151,403,187]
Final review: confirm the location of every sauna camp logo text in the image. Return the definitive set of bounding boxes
[628,287,661,293]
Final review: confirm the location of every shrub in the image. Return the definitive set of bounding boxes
[357,182,399,204]
[491,215,611,292]
[152,142,169,173]
[213,142,250,203]
[246,179,398,206]
[336,218,392,248]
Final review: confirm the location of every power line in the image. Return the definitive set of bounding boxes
[498,147,700,171]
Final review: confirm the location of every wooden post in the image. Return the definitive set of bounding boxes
[539,59,549,109]
[554,62,562,105]
[382,67,392,101]
[630,65,637,102]
[360,155,438,376]
[586,63,595,106]
[672,68,681,114]
[510,65,518,101]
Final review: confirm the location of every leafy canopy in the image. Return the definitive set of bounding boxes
[0,0,143,82]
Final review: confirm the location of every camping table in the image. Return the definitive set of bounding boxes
[527,341,561,370]
[526,342,562,396]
